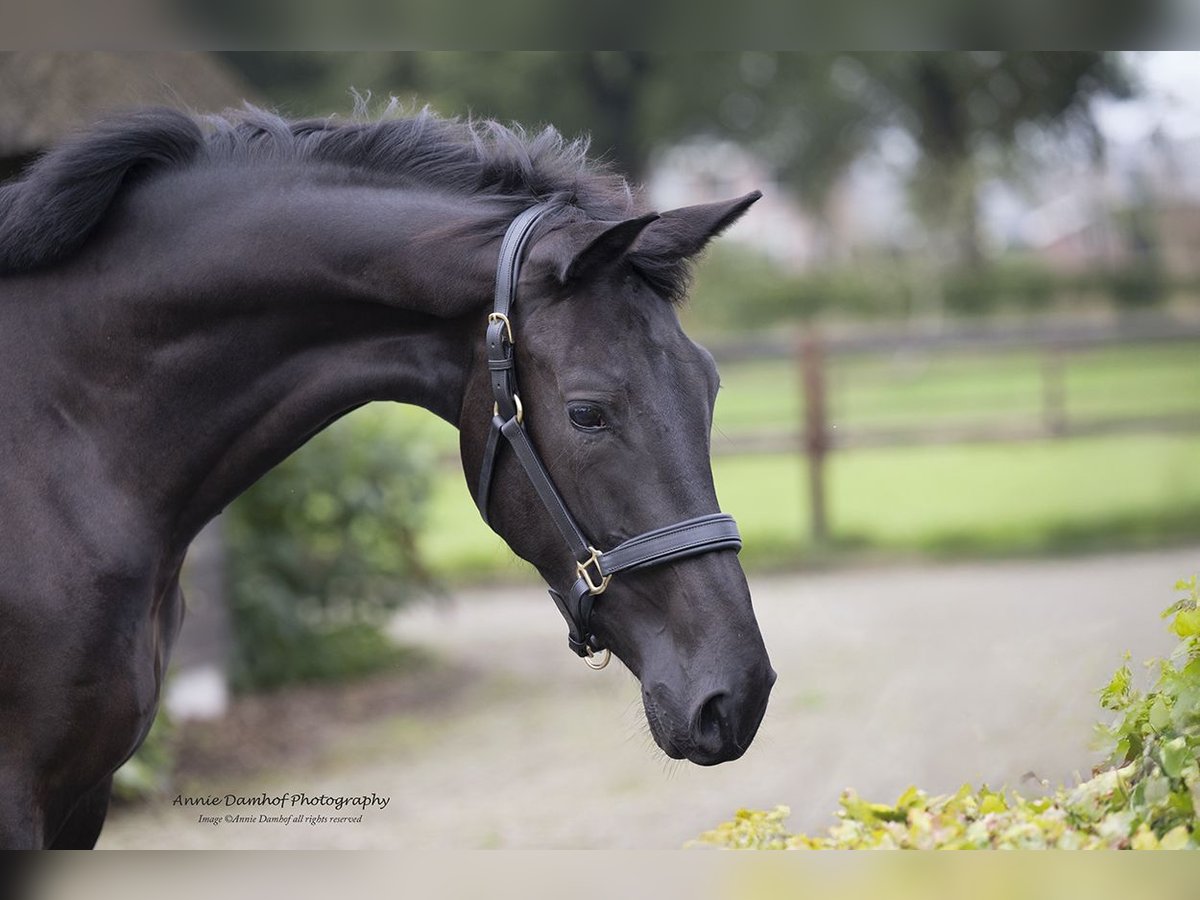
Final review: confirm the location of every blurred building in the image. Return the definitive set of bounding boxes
[1013,131,1200,277]
[648,139,822,270]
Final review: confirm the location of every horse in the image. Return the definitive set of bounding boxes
[0,107,775,848]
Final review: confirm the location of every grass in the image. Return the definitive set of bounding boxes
[718,434,1200,565]
[417,432,1200,581]
[713,342,1200,436]
[378,339,1200,582]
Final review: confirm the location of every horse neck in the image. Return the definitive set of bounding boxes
[24,167,505,560]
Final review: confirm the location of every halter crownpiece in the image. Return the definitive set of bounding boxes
[475,203,743,667]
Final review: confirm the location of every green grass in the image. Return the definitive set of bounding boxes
[718,434,1200,565]
[417,432,1200,581]
[377,338,1200,582]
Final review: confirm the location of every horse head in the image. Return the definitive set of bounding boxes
[460,193,775,765]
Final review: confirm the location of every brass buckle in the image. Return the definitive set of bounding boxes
[492,393,523,424]
[576,546,611,596]
[584,647,611,670]
[487,312,514,346]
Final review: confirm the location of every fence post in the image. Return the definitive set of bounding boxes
[799,329,830,547]
[1042,343,1067,437]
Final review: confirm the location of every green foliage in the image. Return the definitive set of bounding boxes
[688,246,929,329]
[941,262,1059,315]
[686,245,822,330]
[226,409,435,692]
[1100,576,1200,775]
[1105,264,1167,311]
[697,576,1200,850]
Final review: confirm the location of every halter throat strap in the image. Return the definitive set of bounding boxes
[475,203,743,659]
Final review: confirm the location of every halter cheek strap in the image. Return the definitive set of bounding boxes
[475,203,743,664]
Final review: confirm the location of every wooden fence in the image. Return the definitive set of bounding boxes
[705,316,1200,545]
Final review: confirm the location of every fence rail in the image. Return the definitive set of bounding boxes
[705,315,1200,362]
[712,413,1200,456]
[704,314,1200,545]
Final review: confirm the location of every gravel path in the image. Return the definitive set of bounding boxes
[99,547,1198,848]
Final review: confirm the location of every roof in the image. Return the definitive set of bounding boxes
[0,52,255,158]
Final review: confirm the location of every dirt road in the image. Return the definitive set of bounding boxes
[99,547,1197,848]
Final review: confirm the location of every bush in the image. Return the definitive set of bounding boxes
[112,408,435,800]
[1104,264,1167,311]
[687,245,812,330]
[225,408,435,692]
[688,249,919,329]
[942,261,1058,316]
[698,575,1200,850]
[685,243,1186,332]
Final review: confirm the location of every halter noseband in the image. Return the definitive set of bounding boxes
[474,203,743,668]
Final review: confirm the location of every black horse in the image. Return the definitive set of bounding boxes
[0,108,775,848]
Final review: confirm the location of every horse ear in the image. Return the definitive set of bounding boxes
[558,213,661,285]
[633,191,762,261]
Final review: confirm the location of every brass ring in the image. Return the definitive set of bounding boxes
[492,393,524,425]
[584,648,611,670]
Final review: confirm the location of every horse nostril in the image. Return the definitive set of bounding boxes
[694,691,729,749]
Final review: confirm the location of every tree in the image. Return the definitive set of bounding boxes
[847,52,1133,266]
[717,53,1133,265]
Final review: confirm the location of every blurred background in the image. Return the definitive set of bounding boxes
[2,51,1197,848]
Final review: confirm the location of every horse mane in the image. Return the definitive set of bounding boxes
[0,110,202,274]
[0,105,695,301]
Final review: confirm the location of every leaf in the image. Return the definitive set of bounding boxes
[1172,610,1200,638]
[1131,824,1159,849]
[1096,810,1135,842]
[1150,697,1172,732]
[1162,737,1190,780]
[895,785,923,809]
[841,792,906,824]
[1100,662,1133,710]
[1143,774,1171,807]
[1159,825,1191,850]
[1163,599,1189,620]
[980,792,1008,815]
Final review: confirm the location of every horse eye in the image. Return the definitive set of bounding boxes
[567,403,607,431]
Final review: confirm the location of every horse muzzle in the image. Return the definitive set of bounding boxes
[642,664,776,766]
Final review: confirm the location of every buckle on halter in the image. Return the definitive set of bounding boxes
[487,312,514,346]
[576,546,611,595]
[493,393,524,424]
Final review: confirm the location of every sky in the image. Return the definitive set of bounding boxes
[1095,51,1200,144]
[882,51,1200,252]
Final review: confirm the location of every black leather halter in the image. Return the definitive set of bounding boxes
[475,203,743,663]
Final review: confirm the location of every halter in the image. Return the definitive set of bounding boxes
[474,203,743,669]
